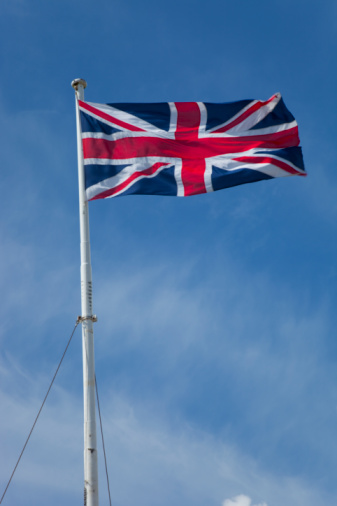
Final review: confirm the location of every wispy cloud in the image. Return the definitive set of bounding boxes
[223,496,267,506]
[1,359,334,506]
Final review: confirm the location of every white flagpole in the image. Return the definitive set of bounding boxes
[71,78,99,506]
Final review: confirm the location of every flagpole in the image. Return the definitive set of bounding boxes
[71,78,99,506]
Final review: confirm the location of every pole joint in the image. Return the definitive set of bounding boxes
[77,315,98,324]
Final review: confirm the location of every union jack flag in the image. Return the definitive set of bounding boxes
[79,93,305,200]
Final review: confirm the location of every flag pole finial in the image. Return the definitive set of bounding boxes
[71,78,87,91]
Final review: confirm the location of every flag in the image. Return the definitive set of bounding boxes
[79,93,305,200]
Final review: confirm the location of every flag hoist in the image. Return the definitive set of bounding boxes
[72,78,99,506]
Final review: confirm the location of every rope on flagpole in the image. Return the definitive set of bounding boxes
[0,320,80,505]
[95,376,112,506]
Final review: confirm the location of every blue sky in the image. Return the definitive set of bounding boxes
[0,1,337,505]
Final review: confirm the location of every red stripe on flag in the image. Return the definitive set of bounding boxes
[212,95,278,134]
[83,127,300,161]
[233,155,306,176]
[175,102,201,140]
[174,102,206,194]
[89,162,170,200]
[181,159,207,196]
[79,100,145,132]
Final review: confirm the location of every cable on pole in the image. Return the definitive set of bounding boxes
[95,375,112,506]
[0,320,80,505]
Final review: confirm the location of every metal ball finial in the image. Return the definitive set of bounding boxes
[71,78,87,90]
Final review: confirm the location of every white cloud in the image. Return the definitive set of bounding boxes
[223,495,267,506]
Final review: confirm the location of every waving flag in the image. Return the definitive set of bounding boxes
[79,93,305,200]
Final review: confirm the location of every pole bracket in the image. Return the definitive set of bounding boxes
[77,315,98,324]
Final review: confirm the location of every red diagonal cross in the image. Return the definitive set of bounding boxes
[81,101,299,197]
